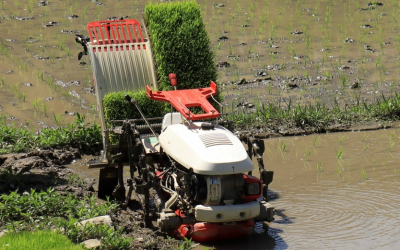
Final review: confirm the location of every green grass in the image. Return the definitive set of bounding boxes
[102,90,164,123]
[0,231,85,250]
[4,86,400,156]
[0,188,130,249]
[361,168,367,180]
[0,189,192,250]
[144,0,217,91]
[0,113,102,154]
[102,1,222,123]
[0,188,118,227]
[228,92,400,131]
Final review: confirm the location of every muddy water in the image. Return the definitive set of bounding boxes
[1,0,400,129]
[198,128,400,249]
[68,128,400,249]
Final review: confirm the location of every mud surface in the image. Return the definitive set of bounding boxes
[198,128,400,250]
[0,148,81,192]
[3,126,400,249]
[0,149,177,249]
[0,0,399,131]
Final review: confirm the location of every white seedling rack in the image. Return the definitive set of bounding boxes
[86,19,157,161]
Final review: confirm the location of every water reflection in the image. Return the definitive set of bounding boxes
[200,227,282,250]
[197,128,400,249]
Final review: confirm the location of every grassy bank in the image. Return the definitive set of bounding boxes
[0,230,86,250]
[0,188,131,249]
[2,92,400,154]
[227,92,400,132]
[0,113,101,154]
[0,188,196,250]
[2,89,400,250]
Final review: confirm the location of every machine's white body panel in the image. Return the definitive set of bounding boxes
[162,112,183,130]
[195,201,260,223]
[159,122,253,175]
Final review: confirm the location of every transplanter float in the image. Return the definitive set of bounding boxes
[76,19,274,242]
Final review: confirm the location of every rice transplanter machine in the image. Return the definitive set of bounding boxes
[76,19,275,242]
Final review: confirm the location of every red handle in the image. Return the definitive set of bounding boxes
[169,73,177,87]
[145,81,219,121]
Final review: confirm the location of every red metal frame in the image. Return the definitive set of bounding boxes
[146,81,219,121]
[242,174,262,203]
[175,220,255,242]
[146,82,220,121]
[87,19,144,45]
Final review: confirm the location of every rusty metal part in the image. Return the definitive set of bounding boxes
[239,134,274,201]
[97,167,118,199]
[254,201,275,222]
[157,210,196,231]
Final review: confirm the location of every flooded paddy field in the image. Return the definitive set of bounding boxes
[1,0,400,249]
[1,0,400,129]
[198,128,400,249]
[68,127,400,250]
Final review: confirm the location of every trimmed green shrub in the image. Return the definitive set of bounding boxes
[145,0,218,91]
[102,1,220,123]
[102,90,164,123]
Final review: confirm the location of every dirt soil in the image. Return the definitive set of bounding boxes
[0,149,179,249]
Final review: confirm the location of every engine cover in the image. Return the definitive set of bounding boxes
[159,122,253,175]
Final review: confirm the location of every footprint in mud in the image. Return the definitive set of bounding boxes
[26,37,39,43]
[107,16,128,21]
[217,36,228,41]
[344,38,355,43]
[217,61,230,68]
[290,30,303,35]
[83,86,95,94]
[15,16,35,21]
[213,3,224,7]
[360,24,372,28]
[38,1,49,6]
[43,21,63,27]
[67,15,79,19]
[255,71,268,77]
[338,65,350,71]
[34,55,50,60]
[60,29,83,34]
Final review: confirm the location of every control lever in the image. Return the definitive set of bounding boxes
[75,34,90,60]
[169,73,177,90]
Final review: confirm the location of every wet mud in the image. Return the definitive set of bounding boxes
[0,148,82,192]
[0,150,178,249]
[0,0,399,131]
[198,128,400,250]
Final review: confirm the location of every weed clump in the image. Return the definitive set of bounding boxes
[229,93,400,132]
[0,230,86,250]
[0,114,101,154]
[0,188,193,249]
